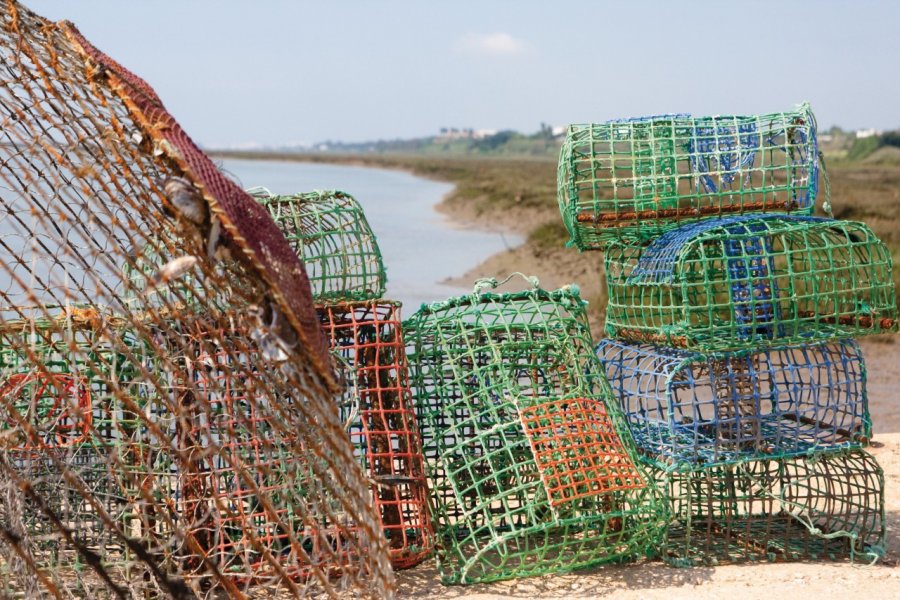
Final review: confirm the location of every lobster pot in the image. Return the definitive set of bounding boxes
[318,300,432,569]
[0,2,394,596]
[0,316,158,583]
[255,189,386,302]
[404,281,667,584]
[155,318,381,586]
[605,215,897,352]
[557,103,821,249]
[597,338,870,467]
[658,449,885,566]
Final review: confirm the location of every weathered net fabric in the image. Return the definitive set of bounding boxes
[404,277,668,584]
[254,189,386,302]
[318,301,433,569]
[597,338,870,467]
[657,449,885,566]
[604,215,897,351]
[558,103,824,250]
[0,2,393,597]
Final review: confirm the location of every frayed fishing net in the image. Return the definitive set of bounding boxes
[404,276,668,584]
[0,1,393,597]
[557,103,826,249]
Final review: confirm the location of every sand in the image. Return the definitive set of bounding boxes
[397,197,900,599]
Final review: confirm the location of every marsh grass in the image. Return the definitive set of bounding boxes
[214,151,900,315]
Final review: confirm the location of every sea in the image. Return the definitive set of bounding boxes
[219,158,521,312]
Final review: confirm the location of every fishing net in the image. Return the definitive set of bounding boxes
[604,215,897,352]
[0,2,393,597]
[597,338,870,467]
[254,189,386,302]
[657,449,885,566]
[404,275,668,584]
[558,103,825,250]
[318,300,433,569]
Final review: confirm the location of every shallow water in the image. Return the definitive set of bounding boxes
[219,158,521,311]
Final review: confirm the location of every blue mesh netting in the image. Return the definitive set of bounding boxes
[597,338,870,467]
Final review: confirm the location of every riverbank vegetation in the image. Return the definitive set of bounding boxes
[213,150,900,326]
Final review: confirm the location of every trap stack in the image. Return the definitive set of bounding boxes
[557,104,821,250]
[404,277,668,584]
[557,104,894,566]
[257,188,433,569]
[0,3,395,597]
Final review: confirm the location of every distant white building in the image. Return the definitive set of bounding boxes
[855,128,880,139]
[438,127,499,140]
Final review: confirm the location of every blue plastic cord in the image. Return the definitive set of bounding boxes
[626,214,830,285]
[723,221,782,339]
[596,337,869,467]
[689,120,760,193]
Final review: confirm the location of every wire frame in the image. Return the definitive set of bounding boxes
[0,3,393,597]
[604,215,897,352]
[254,189,386,302]
[404,277,668,584]
[557,103,823,249]
[597,338,870,467]
[318,300,433,569]
[658,449,885,566]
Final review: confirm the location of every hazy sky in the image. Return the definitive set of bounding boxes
[25,1,900,148]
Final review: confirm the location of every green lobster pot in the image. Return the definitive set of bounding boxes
[657,449,885,566]
[558,103,823,250]
[404,276,668,584]
[0,310,161,578]
[253,188,387,301]
[604,215,897,352]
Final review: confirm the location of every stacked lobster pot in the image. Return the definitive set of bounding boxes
[403,275,669,584]
[255,188,433,569]
[557,103,897,566]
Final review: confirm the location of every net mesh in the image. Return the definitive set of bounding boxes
[604,215,897,351]
[318,301,433,569]
[254,189,386,302]
[657,449,885,566]
[404,276,668,584]
[557,103,824,250]
[0,2,393,597]
[597,338,870,467]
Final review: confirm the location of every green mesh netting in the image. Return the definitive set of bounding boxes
[557,103,825,250]
[604,215,897,352]
[253,188,386,301]
[0,312,153,583]
[404,275,668,584]
[657,449,885,566]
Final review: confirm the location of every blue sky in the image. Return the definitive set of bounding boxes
[26,1,900,147]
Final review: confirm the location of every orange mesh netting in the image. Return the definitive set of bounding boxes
[0,1,393,597]
[318,301,432,569]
